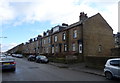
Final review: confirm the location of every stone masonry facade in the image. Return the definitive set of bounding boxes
[7,12,114,57]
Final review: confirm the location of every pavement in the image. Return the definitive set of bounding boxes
[49,62,105,77]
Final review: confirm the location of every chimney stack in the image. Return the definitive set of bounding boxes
[79,12,88,22]
[62,23,68,27]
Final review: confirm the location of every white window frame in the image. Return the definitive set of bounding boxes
[48,37,51,43]
[56,46,58,52]
[63,33,66,41]
[43,39,46,44]
[72,43,76,51]
[46,47,48,53]
[73,30,77,38]
[54,35,58,42]
[64,44,67,52]
[52,47,54,53]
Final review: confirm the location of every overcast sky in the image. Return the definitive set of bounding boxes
[0,0,119,52]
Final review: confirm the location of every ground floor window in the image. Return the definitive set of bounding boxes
[52,47,54,53]
[98,45,102,53]
[72,43,76,51]
[55,45,58,53]
[64,44,67,52]
[46,47,48,53]
[43,47,45,53]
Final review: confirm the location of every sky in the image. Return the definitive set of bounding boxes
[0,0,119,52]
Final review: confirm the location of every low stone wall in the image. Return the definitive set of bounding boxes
[47,53,84,64]
[111,48,120,56]
[85,56,120,70]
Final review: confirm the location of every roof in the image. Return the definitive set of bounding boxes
[86,13,113,31]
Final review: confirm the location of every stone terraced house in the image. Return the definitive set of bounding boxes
[7,12,114,58]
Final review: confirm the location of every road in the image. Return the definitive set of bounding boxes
[2,57,110,81]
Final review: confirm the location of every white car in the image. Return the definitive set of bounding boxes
[104,58,120,79]
[16,54,23,58]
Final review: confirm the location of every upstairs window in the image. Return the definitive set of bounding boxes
[54,35,58,42]
[73,30,77,38]
[48,37,51,43]
[43,39,46,44]
[62,33,66,41]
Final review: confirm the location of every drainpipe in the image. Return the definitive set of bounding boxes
[81,23,84,61]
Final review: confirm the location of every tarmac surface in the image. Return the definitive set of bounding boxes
[3,58,108,81]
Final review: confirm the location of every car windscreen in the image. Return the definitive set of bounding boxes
[110,60,120,67]
[37,56,46,59]
[40,56,46,59]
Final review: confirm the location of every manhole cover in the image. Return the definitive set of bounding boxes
[29,67,39,69]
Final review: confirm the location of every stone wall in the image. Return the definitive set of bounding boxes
[83,13,114,56]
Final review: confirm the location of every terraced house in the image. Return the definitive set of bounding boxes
[7,12,114,58]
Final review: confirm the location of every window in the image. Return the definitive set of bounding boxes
[40,41,42,45]
[52,47,54,53]
[48,37,51,43]
[62,33,66,41]
[43,39,46,44]
[110,60,120,67]
[53,26,59,33]
[72,43,76,51]
[64,44,67,52]
[46,47,48,53]
[98,45,102,53]
[73,30,77,38]
[55,45,58,52]
[54,35,58,42]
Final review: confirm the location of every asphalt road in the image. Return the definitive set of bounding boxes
[2,57,110,81]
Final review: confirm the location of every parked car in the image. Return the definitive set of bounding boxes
[12,54,18,57]
[28,55,36,61]
[0,54,16,71]
[16,54,23,58]
[104,58,120,80]
[36,55,49,63]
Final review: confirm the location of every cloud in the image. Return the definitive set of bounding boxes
[0,0,119,52]
[1,43,17,52]
[0,0,119,33]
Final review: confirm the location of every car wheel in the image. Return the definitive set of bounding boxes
[105,72,113,80]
